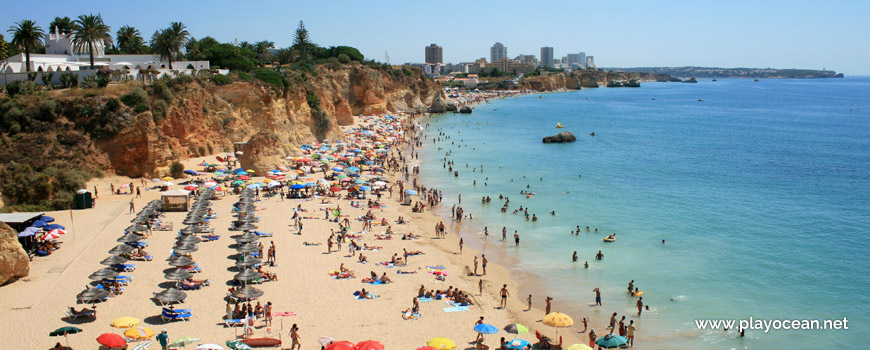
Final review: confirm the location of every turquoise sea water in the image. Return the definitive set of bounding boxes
[416,78,870,349]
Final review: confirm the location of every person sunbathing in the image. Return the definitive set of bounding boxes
[380,218,389,226]
[182,278,210,287]
[358,254,368,263]
[396,216,406,224]
[357,288,372,299]
[401,233,420,240]
[70,306,96,318]
[379,272,392,284]
[257,266,277,281]
[339,263,350,273]
[390,254,403,265]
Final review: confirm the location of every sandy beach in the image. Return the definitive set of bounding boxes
[0,112,594,350]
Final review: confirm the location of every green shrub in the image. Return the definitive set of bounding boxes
[105,98,121,113]
[337,53,350,64]
[59,73,78,88]
[150,82,175,102]
[5,80,40,96]
[37,99,58,122]
[211,74,230,85]
[151,99,169,121]
[169,160,185,178]
[120,87,148,107]
[237,72,252,81]
[133,103,148,113]
[252,68,290,95]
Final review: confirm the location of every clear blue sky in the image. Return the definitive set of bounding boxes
[4,0,869,74]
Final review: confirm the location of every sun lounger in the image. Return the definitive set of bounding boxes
[181,266,202,273]
[163,307,192,314]
[125,241,149,248]
[65,307,95,320]
[112,263,137,272]
[104,277,131,285]
[161,310,192,322]
[177,282,201,290]
[202,235,220,242]
[224,318,248,327]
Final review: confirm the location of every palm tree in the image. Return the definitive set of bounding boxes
[49,16,73,34]
[116,25,147,54]
[150,22,189,69]
[7,20,45,72]
[70,14,112,69]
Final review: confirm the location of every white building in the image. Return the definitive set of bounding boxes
[1,31,211,85]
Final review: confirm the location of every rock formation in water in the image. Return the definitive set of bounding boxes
[542,131,577,143]
[0,222,29,285]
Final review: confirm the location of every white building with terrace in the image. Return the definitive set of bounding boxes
[1,29,214,85]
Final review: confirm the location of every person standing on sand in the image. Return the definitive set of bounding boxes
[474,316,485,342]
[502,227,507,241]
[289,323,300,350]
[264,301,272,326]
[514,231,520,246]
[136,186,141,198]
[627,320,636,346]
[473,256,479,275]
[527,294,532,311]
[156,329,168,350]
[479,279,484,295]
[481,254,488,275]
[499,284,510,309]
[459,238,464,254]
[94,186,98,199]
[594,288,602,306]
[588,329,597,348]
[129,199,135,213]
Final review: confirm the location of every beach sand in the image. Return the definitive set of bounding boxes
[0,114,591,349]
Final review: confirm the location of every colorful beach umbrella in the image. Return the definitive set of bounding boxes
[426,337,456,349]
[130,342,154,350]
[124,326,155,340]
[353,340,384,350]
[503,323,530,334]
[110,316,140,328]
[170,337,200,348]
[473,323,499,334]
[595,335,628,349]
[504,339,531,350]
[97,333,126,348]
[226,340,252,350]
[42,228,66,240]
[324,341,355,350]
[542,312,573,327]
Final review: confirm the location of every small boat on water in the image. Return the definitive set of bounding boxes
[556,123,564,128]
[754,78,759,82]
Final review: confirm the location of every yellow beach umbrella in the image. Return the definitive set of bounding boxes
[566,344,594,350]
[542,312,573,327]
[124,326,155,340]
[426,337,456,350]
[161,176,174,181]
[245,169,255,173]
[110,316,140,328]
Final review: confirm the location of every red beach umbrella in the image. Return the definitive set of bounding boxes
[184,185,197,191]
[329,186,343,192]
[325,341,355,350]
[97,333,126,348]
[354,340,385,350]
[43,229,66,240]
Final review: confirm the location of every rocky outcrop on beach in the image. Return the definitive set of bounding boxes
[542,131,577,143]
[428,94,447,114]
[459,106,472,114]
[0,222,29,286]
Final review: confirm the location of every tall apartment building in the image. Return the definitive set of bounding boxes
[566,52,587,68]
[540,46,554,68]
[490,42,507,63]
[425,44,443,64]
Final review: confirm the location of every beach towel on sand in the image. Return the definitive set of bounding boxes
[443,306,469,312]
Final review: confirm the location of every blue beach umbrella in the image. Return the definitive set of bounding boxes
[503,339,531,350]
[346,167,360,172]
[44,224,65,231]
[595,335,628,349]
[31,220,48,228]
[40,215,55,222]
[290,184,305,190]
[233,168,245,174]
[237,171,249,176]
[473,323,498,334]
[183,169,198,176]
[359,186,371,191]
[404,189,417,196]
[246,183,263,189]
[18,227,41,238]
[332,167,344,172]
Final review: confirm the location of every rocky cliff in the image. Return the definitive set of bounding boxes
[521,71,673,91]
[101,63,440,175]
[0,222,29,285]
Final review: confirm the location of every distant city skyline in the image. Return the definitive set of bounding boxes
[3,0,869,74]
